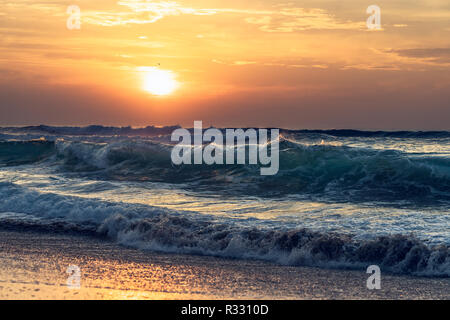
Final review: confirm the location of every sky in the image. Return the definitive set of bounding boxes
[0,0,449,130]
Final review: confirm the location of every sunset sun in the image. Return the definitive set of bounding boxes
[141,67,178,96]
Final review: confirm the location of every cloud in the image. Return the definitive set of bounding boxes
[83,1,363,31]
[212,59,329,69]
[340,64,401,71]
[389,47,450,64]
[84,1,218,26]
[244,8,364,32]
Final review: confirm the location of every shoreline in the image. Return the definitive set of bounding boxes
[0,229,449,300]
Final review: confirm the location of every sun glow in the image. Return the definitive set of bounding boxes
[141,67,178,96]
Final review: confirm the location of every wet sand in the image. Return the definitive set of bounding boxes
[0,229,448,300]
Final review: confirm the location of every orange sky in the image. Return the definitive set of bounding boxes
[0,0,449,129]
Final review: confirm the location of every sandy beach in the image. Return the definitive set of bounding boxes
[0,229,448,300]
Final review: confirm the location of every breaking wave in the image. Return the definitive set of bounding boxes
[0,137,449,203]
[100,213,450,277]
[0,140,54,166]
[0,181,448,277]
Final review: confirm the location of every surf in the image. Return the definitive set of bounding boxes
[0,134,449,203]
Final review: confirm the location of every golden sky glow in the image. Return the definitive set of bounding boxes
[0,0,449,129]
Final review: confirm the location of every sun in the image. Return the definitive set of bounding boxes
[141,67,178,96]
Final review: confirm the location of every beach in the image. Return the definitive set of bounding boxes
[0,229,448,300]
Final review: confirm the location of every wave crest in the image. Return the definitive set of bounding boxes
[98,213,450,277]
[1,137,449,202]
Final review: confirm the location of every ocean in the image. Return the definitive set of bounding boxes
[0,125,449,277]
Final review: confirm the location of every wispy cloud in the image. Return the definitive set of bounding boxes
[340,64,401,71]
[387,47,450,65]
[83,1,364,31]
[244,8,364,32]
[84,1,218,26]
[212,59,329,69]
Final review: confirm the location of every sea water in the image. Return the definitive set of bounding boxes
[0,126,448,276]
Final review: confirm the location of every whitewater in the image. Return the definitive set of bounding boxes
[0,125,449,277]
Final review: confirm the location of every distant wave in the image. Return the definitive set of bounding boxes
[0,125,180,137]
[0,182,448,277]
[2,125,450,138]
[287,129,450,139]
[0,138,449,203]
